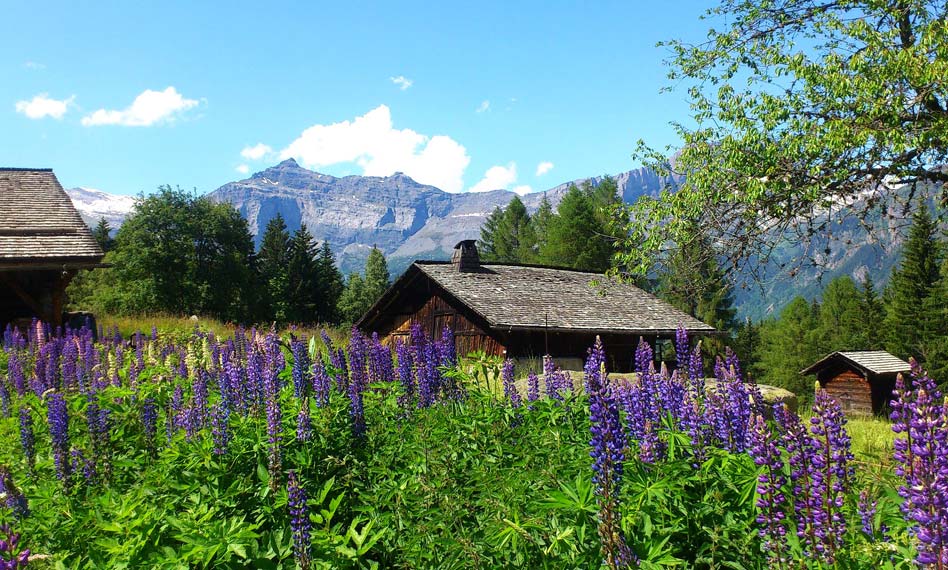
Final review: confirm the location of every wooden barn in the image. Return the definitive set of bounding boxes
[0,168,105,328]
[356,240,717,372]
[801,351,911,415]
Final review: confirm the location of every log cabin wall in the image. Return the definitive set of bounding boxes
[820,369,873,416]
[379,292,505,357]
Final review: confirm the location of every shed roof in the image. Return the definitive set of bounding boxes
[0,168,104,268]
[801,350,911,376]
[360,260,717,335]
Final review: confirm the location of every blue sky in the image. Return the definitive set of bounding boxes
[1,1,714,196]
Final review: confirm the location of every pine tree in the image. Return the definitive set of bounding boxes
[815,276,863,352]
[315,241,343,324]
[257,214,292,322]
[284,224,321,323]
[657,229,737,341]
[363,247,390,308]
[338,273,366,324]
[539,186,613,271]
[884,205,944,363]
[856,275,885,350]
[529,195,555,262]
[92,218,114,252]
[756,296,823,403]
[478,207,504,261]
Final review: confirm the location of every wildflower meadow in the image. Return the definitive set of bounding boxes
[0,321,944,568]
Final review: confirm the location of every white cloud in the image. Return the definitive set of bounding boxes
[23,61,46,70]
[535,161,554,176]
[280,104,471,193]
[390,75,413,90]
[513,185,533,195]
[240,143,273,160]
[476,100,490,113]
[81,86,199,127]
[15,93,74,119]
[469,163,518,193]
[236,164,250,174]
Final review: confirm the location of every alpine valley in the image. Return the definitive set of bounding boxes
[65,159,900,319]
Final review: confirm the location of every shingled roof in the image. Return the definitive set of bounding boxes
[0,168,104,269]
[363,260,717,335]
[801,350,911,376]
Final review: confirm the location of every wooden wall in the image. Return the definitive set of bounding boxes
[379,293,505,356]
[821,370,873,416]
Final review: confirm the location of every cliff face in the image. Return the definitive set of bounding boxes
[207,158,668,274]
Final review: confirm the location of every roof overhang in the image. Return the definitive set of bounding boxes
[492,324,724,337]
[0,259,109,272]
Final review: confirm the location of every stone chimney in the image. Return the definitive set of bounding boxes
[451,240,480,272]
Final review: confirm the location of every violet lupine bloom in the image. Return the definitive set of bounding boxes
[0,381,9,418]
[86,398,112,482]
[296,404,312,442]
[747,412,788,565]
[46,392,71,486]
[585,337,633,569]
[891,364,948,566]
[543,355,560,400]
[774,404,820,556]
[210,404,230,456]
[0,523,30,569]
[291,338,311,400]
[17,408,35,473]
[142,398,158,455]
[287,471,312,570]
[348,328,368,394]
[395,340,414,406]
[191,370,209,429]
[311,362,331,408]
[674,326,691,378]
[526,371,540,405]
[501,359,521,408]
[809,388,853,563]
[0,467,28,520]
[858,489,878,538]
[349,380,367,442]
[7,353,25,397]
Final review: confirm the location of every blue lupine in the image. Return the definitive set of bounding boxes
[0,467,28,519]
[501,359,521,407]
[210,404,230,455]
[46,392,71,486]
[0,523,30,569]
[287,470,312,570]
[747,413,788,564]
[296,403,312,442]
[291,338,310,399]
[585,337,633,568]
[527,371,540,404]
[17,408,35,473]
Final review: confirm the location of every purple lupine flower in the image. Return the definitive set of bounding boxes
[501,359,521,408]
[0,523,30,569]
[395,340,414,407]
[747,413,788,565]
[287,470,312,570]
[0,467,28,520]
[291,338,310,399]
[142,398,158,455]
[674,326,690,377]
[46,392,71,487]
[17,408,35,473]
[891,364,948,566]
[688,344,704,393]
[311,361,331,408]
[526,371,540,405]
[60,337,78,389]
[858,489,878,538]
[210,404,230,456]
[585,337,633,568]
[192,370,209,428]
[634,337,653,376]
[543,355,559,400]
[7,353,25,397]
[0,374,10,418]
[774,404,820,556]
[86,397,112,482]
[809,388,853,563]
[70,448,95,486]
[349,380,367,441]
[296,403,312,442]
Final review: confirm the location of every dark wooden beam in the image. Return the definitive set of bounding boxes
[0,273,48,320]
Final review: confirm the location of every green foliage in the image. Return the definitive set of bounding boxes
[284,224,323,324]
[258,213,293,322]
[754,297,823,402]
[91,217,113,253]
[72,186,260,322]
[538,185,614,271]
[336,247,390,324]
[617,0,948,279]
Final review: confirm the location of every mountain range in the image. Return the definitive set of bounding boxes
[64,160,898,319]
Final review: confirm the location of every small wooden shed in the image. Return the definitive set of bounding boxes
[0,168,105,328]
[356,240,717,372]
[801,351,911,415]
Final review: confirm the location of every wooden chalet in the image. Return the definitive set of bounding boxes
[356,240,717,372]
[801,350,911,415]
[0,168,105,328]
